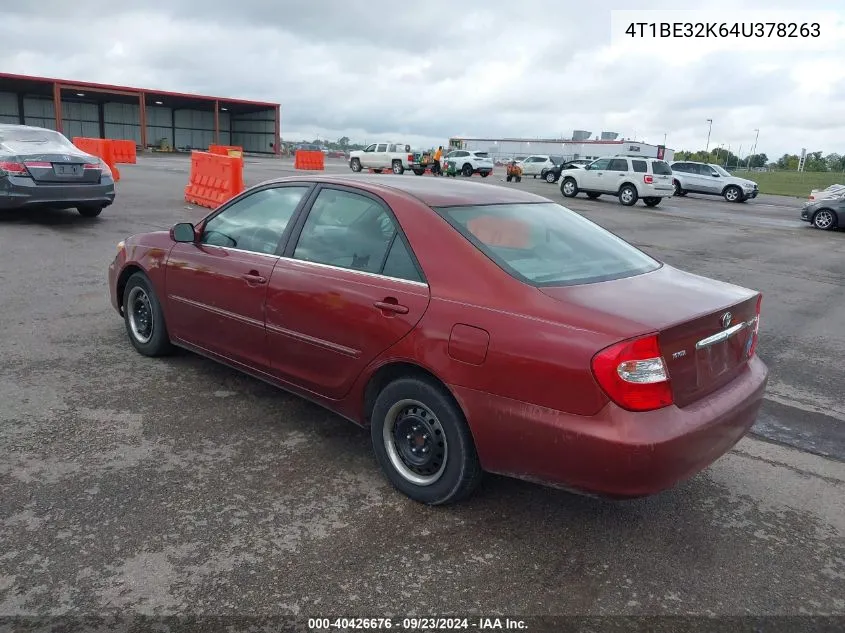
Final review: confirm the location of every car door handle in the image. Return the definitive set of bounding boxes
[242,271,267,284]
[374,300,409,314]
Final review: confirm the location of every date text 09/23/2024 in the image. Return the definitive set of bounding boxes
[308,617,528,630]
[623,22,821,38]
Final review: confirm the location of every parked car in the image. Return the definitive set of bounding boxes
[109,175,767,505]
[441,150,493,177]
[0,123,115,217]
[519,155,558,179]
[349,143,415,174]
[560,156,674,206]
[808,184,845,202]
[671,162,759,203]
[801,197,842,230]
[542,160,587,184]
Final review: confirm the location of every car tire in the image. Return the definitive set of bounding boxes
[392,161,404,175]
[812,208,837,231]
[122,272,173,357]
[561,177,578,198]
[461,163,473,177]
[545,171,557,183]
[373,169,383,174]
[480,171,489,178]
[644,197,661,207]
[618,184,638,206]
[350,158,362,172]
[506,175,513,182]
[724,185,743,203]
[77,205,104,217]
[673,179,686,196]
[586,192,601,200]
[413,168,425,176]
[370,376,483,505]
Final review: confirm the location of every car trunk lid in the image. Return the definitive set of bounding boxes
[539,265,760,408]
[20,153,102,183]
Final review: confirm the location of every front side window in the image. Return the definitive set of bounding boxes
[201,186,309,255]
[364,144,376,152]
[433,202,660,287]
[294,188,401,276]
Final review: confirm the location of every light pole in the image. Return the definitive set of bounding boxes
[746,128,760,169]
[705,119,713,153]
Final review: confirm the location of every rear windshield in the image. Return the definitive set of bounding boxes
[433,202,661,286]
[651,160,673,175]
[0,128,72,145]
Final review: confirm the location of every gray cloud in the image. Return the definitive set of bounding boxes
[3,0,844,156]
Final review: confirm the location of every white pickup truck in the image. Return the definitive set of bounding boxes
[349,142,427,175]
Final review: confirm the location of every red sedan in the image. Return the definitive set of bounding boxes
[108,175,768,504]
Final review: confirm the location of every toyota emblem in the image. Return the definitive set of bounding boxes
[720,312,732,328]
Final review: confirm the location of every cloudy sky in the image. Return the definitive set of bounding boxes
[3,0,845,158]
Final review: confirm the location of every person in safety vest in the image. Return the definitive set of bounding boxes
[433,146,443,175]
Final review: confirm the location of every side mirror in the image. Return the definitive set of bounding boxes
[171,222,197,243]
[711,172,720,177]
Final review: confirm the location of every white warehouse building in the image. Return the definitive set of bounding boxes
[448,137,674,163]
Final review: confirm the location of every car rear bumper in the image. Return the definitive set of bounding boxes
[0,175,115,209]
[451,355,768,498]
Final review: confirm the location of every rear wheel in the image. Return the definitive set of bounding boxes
[673,179,686,196]
[561,177,578,198]
[77,205,104,217]
[724,185,743,203]
[812,208,837,230]
[461,163,473,177]
[350,158,362,172]
[618,184,638,206]
[643,197,661,207]
[392,160,404,175]
[370,376,483,505]
[412,168,425,176]
[122,272,173,357]
[586,192,601,200]
[480,171,489,178]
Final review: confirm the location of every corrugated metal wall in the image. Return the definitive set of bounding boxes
[1,89,275,153]
[232,110,275,153]
[0,92,19,124]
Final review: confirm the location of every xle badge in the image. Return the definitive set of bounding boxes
[672,350,687,359]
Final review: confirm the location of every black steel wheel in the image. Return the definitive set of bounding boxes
[371,376,482,505]
[122,272,173,357]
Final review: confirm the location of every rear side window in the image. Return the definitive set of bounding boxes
[651,160,673,175]
[433,202,660,287]
[608,159,629,171]
[631,160,648,173]
[381,237,423,282]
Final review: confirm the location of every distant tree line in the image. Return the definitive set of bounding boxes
[674,148,845,172]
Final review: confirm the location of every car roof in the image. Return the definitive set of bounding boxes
[0,123,56,133]
[261,174,550,207]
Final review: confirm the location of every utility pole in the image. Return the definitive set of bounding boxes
[705,119,713,153]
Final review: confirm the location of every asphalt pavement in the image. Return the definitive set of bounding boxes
[0,154,843,622]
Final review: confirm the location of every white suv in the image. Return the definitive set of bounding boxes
[559,156,675,207]
[670,161,759,203]
[519,155,560,179]
[442,150,493,177]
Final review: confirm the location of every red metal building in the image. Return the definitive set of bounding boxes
[0,73,281,155]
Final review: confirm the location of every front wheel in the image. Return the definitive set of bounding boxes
[618,184,638,206]
[724,185,743,203]
[350,158,362,172]
[77,205,103,217]
[545,171,556,183]
[392,161,404,175]
[643,197,661,207]
[122,272,173,357]
[561,177,578,198]
[370,377,483,505]
[812,209,837,230]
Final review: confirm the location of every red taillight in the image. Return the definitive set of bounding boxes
[83,163,100,170]
[408,154,414,162]
[747,294,762,358]
[0,161,28,176]
[591,334,673,412]
[643,174,654,184]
